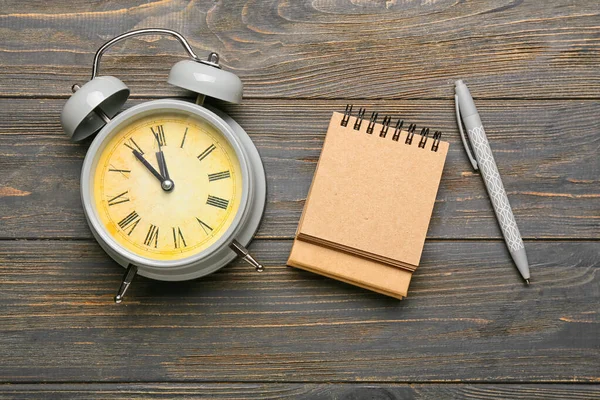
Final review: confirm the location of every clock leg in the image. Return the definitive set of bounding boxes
[230,240,264,272]
[114,264,138,303]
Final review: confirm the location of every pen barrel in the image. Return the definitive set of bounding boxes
[464,116,525,253]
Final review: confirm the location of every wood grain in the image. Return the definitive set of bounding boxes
[1,239,598,383]
[0,0,599,99]
[1,383,599,400]
[0,99,598,240]
[1,0,599,392]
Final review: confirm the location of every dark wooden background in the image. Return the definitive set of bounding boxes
[1,0,599,399]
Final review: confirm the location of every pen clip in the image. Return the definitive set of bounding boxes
[455,94,479,170]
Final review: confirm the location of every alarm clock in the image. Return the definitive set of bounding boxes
[60,29,266,303]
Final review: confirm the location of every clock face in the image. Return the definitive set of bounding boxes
[92,111,243,262]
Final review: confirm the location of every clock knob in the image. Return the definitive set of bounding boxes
[61,76,130,141]
[168,54,243,104]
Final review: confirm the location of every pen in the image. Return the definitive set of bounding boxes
[454,80,530,284]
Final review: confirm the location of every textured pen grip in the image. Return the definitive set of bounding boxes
[468,125,524,252]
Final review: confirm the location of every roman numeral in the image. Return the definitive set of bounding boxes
[124,138,144,155]
[143,224,159,248]
[180,127,188,148]
[107,191,130,206]
[208,170,231,182]
[172,227,187,249]
[117,211,140,235]
[108,164,130,179]
[197,144,216,161]
[206,195,229,210]
[108,168,131,174]
[196,218,213,235]
[151,125,166,147]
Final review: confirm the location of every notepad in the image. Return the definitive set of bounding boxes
[288,108,449,299]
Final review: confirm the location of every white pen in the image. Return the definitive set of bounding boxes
[454,80,531,284]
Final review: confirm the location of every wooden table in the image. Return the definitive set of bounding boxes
[1,1,598,398]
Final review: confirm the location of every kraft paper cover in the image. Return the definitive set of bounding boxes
[297,112,449,269]
[287,239,411,299]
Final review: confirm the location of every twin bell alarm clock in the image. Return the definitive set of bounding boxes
[60,29,266,303]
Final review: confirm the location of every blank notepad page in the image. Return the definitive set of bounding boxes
[297,112,449,271]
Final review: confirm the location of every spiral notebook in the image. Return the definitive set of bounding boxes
[287,106,449,299]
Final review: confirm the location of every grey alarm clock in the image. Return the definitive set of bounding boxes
[60,29,266,303]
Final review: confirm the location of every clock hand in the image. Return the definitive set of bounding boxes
[156,150,174,184]
[156,150,174,191]
[152,131,175,192]
[132,149,171,190]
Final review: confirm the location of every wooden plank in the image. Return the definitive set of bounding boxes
[0,0,599,99]
[0,239,598,383]
[0,99,598,240]
[1,383,599,399]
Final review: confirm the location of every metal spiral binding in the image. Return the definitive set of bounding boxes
[380,115,391,138]
[340,105,442,152]
[405,123,417,145]
[432,131,442,152]
[418,128,429,148]
[366,112,378,134]
[341,104,352,127]
[353,108,366,130]
[392,119,404,141]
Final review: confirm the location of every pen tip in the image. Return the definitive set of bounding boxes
[525,279,530,285]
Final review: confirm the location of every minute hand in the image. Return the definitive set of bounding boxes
[132,149,164,183]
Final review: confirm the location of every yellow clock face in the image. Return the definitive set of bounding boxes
[92,111,243,261]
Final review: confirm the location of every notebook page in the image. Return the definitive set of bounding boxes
[298,112,449,268]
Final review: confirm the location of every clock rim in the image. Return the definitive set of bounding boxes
[80,99,253,270]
